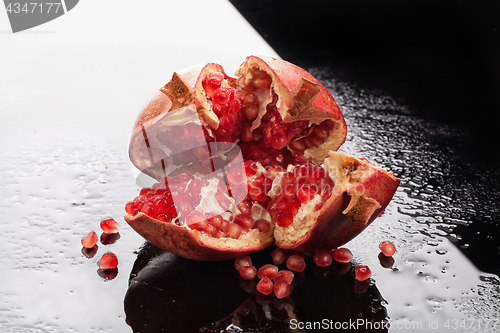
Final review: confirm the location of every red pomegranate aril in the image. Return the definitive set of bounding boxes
[254,219,271,233]
[257,264,279,280]
[271,248,289,265]
[286,254,306,272]
[81,231,98,248]
[203,72,224,96]
[100,218,120,234]
[275,211,294,228]
[125,201,136,215]
[156,214,171,223]
[226,223,242,239]
[227,168,245,185]
[355,265,372,281]
[235,256,252,270]
[240,265,257,280]
[289,139,306,151]
[314,251,333,267]
[97,252,118,270]
[314,122,330,139]
[211,87,232,105]
[333,248,353,263]
[249,187,267,202]
[234,214,255,230]
[297,184,316,203]
[379,241,396,257]
[256,277,274,295]
[141,202,157,217]
[274,270,294,284]
[274,280,290,299]
[204,223,217,236]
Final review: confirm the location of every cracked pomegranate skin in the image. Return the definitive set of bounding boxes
[125,56,400,261]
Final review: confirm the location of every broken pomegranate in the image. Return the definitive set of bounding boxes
[124,56,400,261]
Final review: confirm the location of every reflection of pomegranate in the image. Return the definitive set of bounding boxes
[125,56,400,261]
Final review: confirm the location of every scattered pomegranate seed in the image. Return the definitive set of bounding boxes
[274,270,294,285]
[274,280,291,299]
[239,265,257,280]
[100,218,121,234]
[333,248,353,263]
[256,277,274,295]
[234,256,252,270]
[355,265,372,281]
[97,252,118,270]
[81,231,98,248]
[379,240,396,257]
[313,251,333,267]
[286,255,306,272]
[257,264,279,280]
[271,248,289,265]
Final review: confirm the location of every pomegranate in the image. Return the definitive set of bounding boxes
[125,56,400,261]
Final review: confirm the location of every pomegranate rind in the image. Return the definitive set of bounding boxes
[273,151,400,252]
[124,212,274,261]
[235,55,347,163]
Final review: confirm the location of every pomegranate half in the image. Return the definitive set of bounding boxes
[125,56,399,261]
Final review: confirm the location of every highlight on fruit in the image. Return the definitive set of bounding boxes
[124,55,400,261]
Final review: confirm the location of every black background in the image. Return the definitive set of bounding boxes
[230,0,499,160]
[230,0,500,275]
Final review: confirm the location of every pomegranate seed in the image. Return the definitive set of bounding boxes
[97,252,118,270]
[234,214,255,230]
[355,265,372,281]
[274,270,294,284]
[226,224,242,239]
[240,265,257,280]
[256,277,274,295]
[254,219,271,233]
[100,218,120,234]
[275,211,294,228]
[271,248,289,265]
[286,255,306,272]
[314,251,333,267]
[252,76,272,90]
[81,231,98,248]
[140,202,157,217]
[227,167,245,185]
[125,201,136,215]
[212,87,232,104]
[234,256,252,270]
[297,183,316,203]
[257,264,279,280]
[245,105,259,120]
[379,241,396,257]
[274,280,290,299]
[333,248,353,263]
[289,139,306,151]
